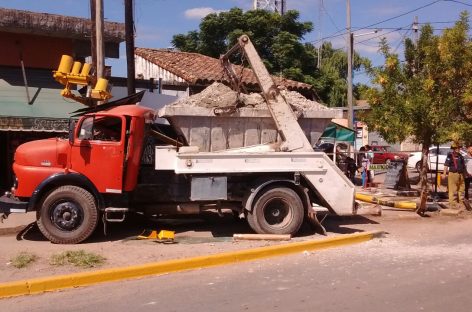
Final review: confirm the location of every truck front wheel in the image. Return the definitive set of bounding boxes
[37,186,98,244]
[247,187,304,235]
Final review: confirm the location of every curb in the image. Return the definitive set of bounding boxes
[0,231,383,299]
[356,193,417,210]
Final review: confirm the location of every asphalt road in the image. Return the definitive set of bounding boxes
[4,216,472,312]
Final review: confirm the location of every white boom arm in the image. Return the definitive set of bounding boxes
[221,35,313,152]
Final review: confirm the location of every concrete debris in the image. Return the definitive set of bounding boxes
[169,82,329,112]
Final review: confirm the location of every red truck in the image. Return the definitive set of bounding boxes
[0,35,355,244]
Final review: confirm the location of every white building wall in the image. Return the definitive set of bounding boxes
[135,55,189,98]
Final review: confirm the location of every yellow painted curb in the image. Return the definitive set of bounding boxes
[0,231,383,299]
[356,193,417,210]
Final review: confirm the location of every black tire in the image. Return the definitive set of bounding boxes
[247,187,304,235]
[37,186,98,244]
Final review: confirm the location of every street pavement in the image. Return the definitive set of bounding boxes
[3,214,472,312]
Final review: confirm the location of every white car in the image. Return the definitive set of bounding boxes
[407,146,467,172]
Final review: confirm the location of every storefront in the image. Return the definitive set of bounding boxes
[0,67,84,193]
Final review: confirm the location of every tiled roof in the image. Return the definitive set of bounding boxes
[0,8,125,42]
[134,48,313,92]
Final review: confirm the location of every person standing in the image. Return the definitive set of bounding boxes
[365,145,374,186]
[442,143,466,209]
[358,146,367,187]
[464,144,472,202]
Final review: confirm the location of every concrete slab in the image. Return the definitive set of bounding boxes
[440,209,464,216]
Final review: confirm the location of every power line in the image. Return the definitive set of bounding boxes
[310,0,468,46]
[356,0,442,32]
[445,0,472,7]
[393,28,412,53]
[355,26,408,45]
[321,1,341,32]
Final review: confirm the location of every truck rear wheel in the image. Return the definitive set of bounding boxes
[247,187,304,235]
[37,186,98,244]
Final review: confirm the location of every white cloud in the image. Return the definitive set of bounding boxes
[184,7,224,20]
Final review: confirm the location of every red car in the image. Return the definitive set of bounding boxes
[371,145,408,164]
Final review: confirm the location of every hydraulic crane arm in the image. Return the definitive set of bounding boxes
[221,35,313,152]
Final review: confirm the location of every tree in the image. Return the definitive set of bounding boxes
[312,42,371,107]
[364,12,472,214]
[172,8,371,107]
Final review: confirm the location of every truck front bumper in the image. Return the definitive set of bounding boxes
[0,195,28,214]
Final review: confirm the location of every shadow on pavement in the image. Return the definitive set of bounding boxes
[322,215,379,234]
[14,211,377,244]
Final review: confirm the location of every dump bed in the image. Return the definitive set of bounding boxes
[159,105,342,152]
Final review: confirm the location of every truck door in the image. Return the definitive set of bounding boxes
[71,115,126,194]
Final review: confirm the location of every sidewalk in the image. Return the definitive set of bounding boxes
[0,212,35,235]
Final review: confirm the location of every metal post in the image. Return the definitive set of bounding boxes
[90,0,97,73]
[96,0,105,79]
[434,144,440,195]
[125,0,136,95]
[346,0,354,130]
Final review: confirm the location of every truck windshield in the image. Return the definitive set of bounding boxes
[78,116,122,142]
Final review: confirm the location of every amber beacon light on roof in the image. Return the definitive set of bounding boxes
[53,55,112,105]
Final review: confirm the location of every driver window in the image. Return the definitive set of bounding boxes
[78,116,122,142]
[78,117,94,140]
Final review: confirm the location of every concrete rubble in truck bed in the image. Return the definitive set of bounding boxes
[166,82,330,112]
[158,82,342,152]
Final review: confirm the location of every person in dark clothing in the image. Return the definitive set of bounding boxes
[442,143,466,209]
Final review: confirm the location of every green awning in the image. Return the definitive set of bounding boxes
[0,78,85,132]
[320,122,355,143]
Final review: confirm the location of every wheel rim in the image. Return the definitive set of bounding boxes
[50,200,84,231]
[262,197,292,228]
[416,162,421,172]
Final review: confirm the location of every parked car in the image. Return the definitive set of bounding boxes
[370,145,408,164]
[407,146,467,172]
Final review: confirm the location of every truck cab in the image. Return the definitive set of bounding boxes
[1,105,153,244]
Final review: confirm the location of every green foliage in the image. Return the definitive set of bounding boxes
[171,8,370,107]
[50,250,106,268]
[10,252,38,269]
[364,12,472,212]
[365,12,472,147]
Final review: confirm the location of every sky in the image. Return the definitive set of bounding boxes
[1,0,471,82]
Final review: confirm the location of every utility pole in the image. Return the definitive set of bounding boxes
[125,0,136,95]
[317,0,323,69]
[346,0,354,130]
[90,0,97,73]
[96,0,105,79]
[413,16,419,45]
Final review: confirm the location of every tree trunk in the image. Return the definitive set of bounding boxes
[416,145,430,215]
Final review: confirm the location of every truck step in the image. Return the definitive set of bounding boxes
[104,207,129,222]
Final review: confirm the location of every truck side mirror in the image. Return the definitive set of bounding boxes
[68,119,76,145]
